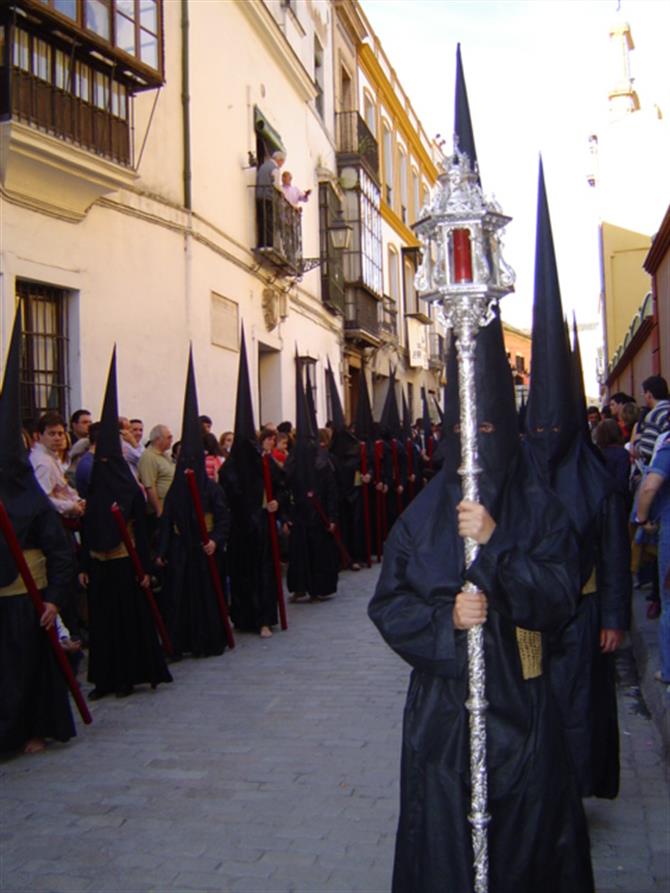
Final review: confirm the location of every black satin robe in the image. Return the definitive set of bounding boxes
[286,451,339,598]
[368,456,594,893]
[221,456,286,632]
[0,501,76,751]
[158,480,230,658]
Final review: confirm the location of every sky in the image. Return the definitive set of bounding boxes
[359,0,670,388]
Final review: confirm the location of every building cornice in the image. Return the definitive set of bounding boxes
[644,203,670,274]
[380,201,420,247]
[237,1,317,103]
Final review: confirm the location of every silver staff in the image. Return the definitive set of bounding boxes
[413,142,515,893]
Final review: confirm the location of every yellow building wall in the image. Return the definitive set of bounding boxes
[602,221,652,361]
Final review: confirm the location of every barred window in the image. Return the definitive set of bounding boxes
[16,281,70,426]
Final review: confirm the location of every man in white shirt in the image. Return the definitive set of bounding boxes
[30,413,85,519]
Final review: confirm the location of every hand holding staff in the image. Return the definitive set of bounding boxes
[307,490,352,569]
[184,469,236,648]
[0,500,92,726]
[110,503,174,657]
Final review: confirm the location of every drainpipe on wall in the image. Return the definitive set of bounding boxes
[181,0,192,211]
[181,0,193,338]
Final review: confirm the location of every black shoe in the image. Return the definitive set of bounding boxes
[87,688,107,701]
[115,685,134,698]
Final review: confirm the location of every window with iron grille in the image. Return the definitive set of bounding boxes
[16,280,70,426]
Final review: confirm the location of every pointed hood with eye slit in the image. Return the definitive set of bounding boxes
[437,308,519,503]
[525,160,579,476]
[379,367,402,440]
[0,310,55,586]
[221,325,263,515]
[86,347,142,552]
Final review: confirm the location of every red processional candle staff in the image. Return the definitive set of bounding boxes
[261,455,288,631]
[307,490,352,569]
[373,440,386,562]
[184,469,236,648]
[0,499,92,726]
[110,503,174,657]
[405,439,415,502]
[359,443,372,568]
[390,438,403,516]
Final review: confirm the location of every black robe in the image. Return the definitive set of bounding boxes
[82,489,172,695]
[0,502,76,751]
[368,456,594,893]
[158,479,230,658]
[544,438,632,799]
[286,449,339,598]
[221,454,286,632]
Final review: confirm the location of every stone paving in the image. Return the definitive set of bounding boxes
[1,565,668,893]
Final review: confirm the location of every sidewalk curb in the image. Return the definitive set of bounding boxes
[630,593,670,755]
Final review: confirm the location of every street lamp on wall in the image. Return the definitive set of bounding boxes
[299,210,352,277]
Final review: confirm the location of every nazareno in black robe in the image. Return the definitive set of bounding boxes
[81,484,173,695]
[0,493,77,751]
[158,478,230,658]
[286,446,339,598]
[220,449,286,632]
[368,453,595,893]
[541,435,631,798]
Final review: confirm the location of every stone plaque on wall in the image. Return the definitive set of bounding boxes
[210,292,238,351]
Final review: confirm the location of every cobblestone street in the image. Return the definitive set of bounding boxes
[1,565,668,893]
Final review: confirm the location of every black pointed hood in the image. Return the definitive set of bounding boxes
[304,362,318,436]
[326,359,345,432]
[438,309,519,504]
[162,347,209,540]
[87,347,141,551]
[380,368,401,440]
[232,325,257,448]
[401,389,412,441]
[525,159,578,475]
[221,325,263,514]
[0,310,54,586]
[454,44,480,185]
[327,359,359,464]
[0,309,31,485]
[285,352,317,497]
[354,370,374,442]
[571,314,590,441]
[421,387,433,447]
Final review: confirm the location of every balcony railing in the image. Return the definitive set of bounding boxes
[7,59,131,166]
[380,295,398,337]
[335,111,379,183]
[255,187,303,274]
[429,331,445,366]
[344,287,381,344]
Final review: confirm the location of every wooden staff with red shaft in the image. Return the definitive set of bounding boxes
[0,499,92,726]
[359,443,372,568]
[391,439,403,516]
[184,469,236,648]
[307,490,351,568]
[405,440,415,502]
[374,440,385,563]
[110,503,174,657]
[261,455,288,631]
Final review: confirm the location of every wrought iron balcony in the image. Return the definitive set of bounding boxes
[335,111,379,185]
[254,188,303,275]
[429,330,445,367]
[344,287,381,346]
[380,295,398,338]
